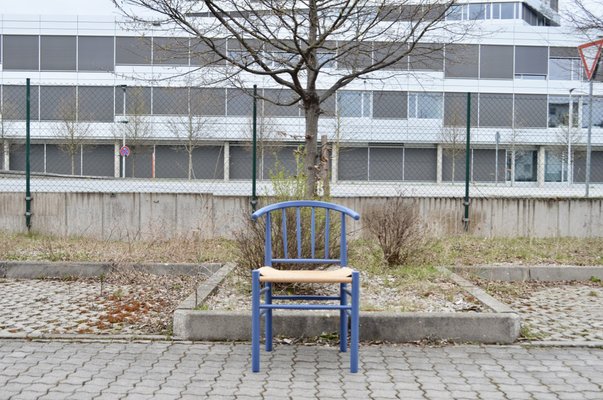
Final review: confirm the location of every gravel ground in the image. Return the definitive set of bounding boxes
[206,268,486,313]
[0,268,206,336]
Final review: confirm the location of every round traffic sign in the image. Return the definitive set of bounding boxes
[120,145,130,157]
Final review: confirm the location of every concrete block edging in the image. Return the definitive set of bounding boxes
[453,265,603,282]
[174,265,520,344]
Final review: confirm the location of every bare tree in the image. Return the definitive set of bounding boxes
[113,0,463,196]
[119,87,152,177]
[566,0,603,36]
[552,113,583,183]
[440,115,466,183]
[0,101,17,168]
[56,98,90,175]
[167,88,210,179]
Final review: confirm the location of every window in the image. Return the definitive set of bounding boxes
[548,96,579,128]
[40,36,76,71]
[445,44,479,78]
[409,43,443,71]
[480,45,513,79]
[373,91,407,119]
[263,89,300,117]
[444,92,477,126]
[227,39,261,65]
[545,150,566,182]
[514,94,547,128]
[337,91,371,117]
[263,147,297,178]
[582,97,603,128]
[2,85,39,120]
[468,3,486,19]
[515,46,548,79]
[368,147,403,181]
[337,42,373,70]
[446,5,463,20]
[190,39,226,66]
[115,87,152,115]
[227,88,253,116]
[78,86,114,122]
[404,148,437,181]
[78,36,114,71]
[549,58,582,80]
[40,86,76,121]
[191,88,226,116]
[116,37,152,65]
[229,145,256,179]
[409,92,442,119]
[3,35,39,70]
[338,147,368,180]
[500,3,515,19]
[508,150,537,182]
[479,94,513,127]
[153,37,190,65]
[373,42,408,70]
[473,149,506,182]
[152,87,189,115]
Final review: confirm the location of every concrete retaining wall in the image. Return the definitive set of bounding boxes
[1,192,603,239]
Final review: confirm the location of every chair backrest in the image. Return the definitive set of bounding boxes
[251,200,360,267]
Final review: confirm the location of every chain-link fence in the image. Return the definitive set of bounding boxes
[1,82,603,198]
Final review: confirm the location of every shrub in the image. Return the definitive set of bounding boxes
[365,197,424,267]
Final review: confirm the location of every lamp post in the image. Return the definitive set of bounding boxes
[568,88,575,184]
[118,85,127,178]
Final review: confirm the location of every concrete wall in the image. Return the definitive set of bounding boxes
[1,192,602,239]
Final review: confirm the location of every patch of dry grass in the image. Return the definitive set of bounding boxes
[0,231,237,264]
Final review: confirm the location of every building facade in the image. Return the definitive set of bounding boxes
[0,1,602,193]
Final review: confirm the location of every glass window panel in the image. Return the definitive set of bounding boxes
[153,37,190,65]
[473,149,506,182]
[152,87,189,115]
[191,88,226,116]
[40,36,76,71]
[263,89,300,117]
[515,46,548,76]
[582,97,603,128]
[3,35,39,70]
[190,39,226,66]
[417,93,442,118]
[78,86,114,122]
[480,45,514,79]
[82,145,114,177]
[444,92,477,126]
[338,147,368,180]
[545,150,565,182]
[492,3,500,19]
[9,144,45,172]
[373,91,407,119]
[40,86,76,121]
[510,150,537,181]
[337,91,362,117]
[229,145,257,179]
[116,36,152,65]
[501,3,514,18]
[319,91,336,117]
[404,148,437,181]
[469,4,485,19]
[46,144,81,175]
[446,5,462,20]
[445,44,479,78]
[369,147,403,181]
[78,36,114,71]
[442,149,467,182]
[409,43,443,71]
[337,42,373,70]
[115,87,152,115]
[227,88,253,116]
[549,58,572,80]
[373,42,408,70]
[124,145,154,178]
[263,146,297,178]
[479,94,513,127]
[514,94,547,128]
[2,85,39,120]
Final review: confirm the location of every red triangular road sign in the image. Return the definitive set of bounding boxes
[578,39,603,81]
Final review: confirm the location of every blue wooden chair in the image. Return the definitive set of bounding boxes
[250,200,361,373]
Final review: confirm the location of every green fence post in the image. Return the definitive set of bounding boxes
[251,84,258,212]
[463,92,471,232]
[25,78,32,232]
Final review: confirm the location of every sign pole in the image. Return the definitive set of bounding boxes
[585,78,594,197]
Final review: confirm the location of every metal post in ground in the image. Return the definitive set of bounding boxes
[463,92,471,232]
[585,79,594,197]
[25,78,32,232]
[251,84,258,212]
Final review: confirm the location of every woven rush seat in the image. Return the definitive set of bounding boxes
[258,266,353,283]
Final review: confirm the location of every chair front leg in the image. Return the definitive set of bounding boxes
[265,282,273,352]
[350,271,360,373]
[339,283,348,353]
[251,270,261,372]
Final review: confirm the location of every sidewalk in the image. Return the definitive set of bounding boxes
[1,340,602,400]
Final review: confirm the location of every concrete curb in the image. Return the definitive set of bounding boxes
[173,266,520,344]
[0,261,222,279]
[453,265,603,281]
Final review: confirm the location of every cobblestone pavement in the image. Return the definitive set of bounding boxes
[1,340,602,400]
[503,285,603,342]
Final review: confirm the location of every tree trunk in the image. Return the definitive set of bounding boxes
[303,98,320,198]
[319,135,330,198]
[71,153,76,176]
[188,149,193,180]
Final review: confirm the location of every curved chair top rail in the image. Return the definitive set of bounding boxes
[251,200,360,221]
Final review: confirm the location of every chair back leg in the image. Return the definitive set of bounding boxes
[339,283,348,353]
[251,270,261,372]
[350,271,360,373]
[265,282,273,352]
